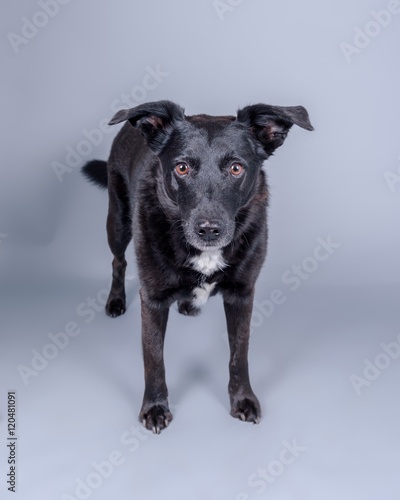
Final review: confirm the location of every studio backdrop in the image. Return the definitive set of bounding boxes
[1,1,399,499]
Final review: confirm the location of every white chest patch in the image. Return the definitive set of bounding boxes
[190,249,227,276]
[192,282,216,308]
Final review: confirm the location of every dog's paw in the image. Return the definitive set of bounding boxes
[140,404,173,434]
[230,395,261,424]
[178,300,200,316]
[105,296,126,317]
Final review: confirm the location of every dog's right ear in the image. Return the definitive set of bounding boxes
[109,100,185,154]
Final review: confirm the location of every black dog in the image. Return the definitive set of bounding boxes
[82,100,313,433]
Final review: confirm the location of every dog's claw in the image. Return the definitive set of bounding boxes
[231,396,261,424]
[140,403,173,434]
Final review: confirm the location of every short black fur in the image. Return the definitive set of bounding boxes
[82,100,313,433]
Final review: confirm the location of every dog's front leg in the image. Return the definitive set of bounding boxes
[139,291,172,434]
[224,291,261,424]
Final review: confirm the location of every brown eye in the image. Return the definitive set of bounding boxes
[175,163,189,176]
[230,163,244,176]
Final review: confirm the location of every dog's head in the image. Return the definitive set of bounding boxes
[110,100,313,251]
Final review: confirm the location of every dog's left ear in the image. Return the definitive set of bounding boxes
[109,100,185,154]
[237,104,314,156]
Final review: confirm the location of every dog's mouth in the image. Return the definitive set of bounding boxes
[190,240,226,251]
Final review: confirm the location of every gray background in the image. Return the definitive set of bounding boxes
[1,0,399,499]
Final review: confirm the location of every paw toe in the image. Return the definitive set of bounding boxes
[231,397,261,424]
[178,301,200,316]
[140,404,173,434]
[105,297,126,317]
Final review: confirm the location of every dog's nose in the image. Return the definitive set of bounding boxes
[195,220,222,243]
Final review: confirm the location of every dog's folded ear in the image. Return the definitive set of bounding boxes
[109,100,185,154]
[236,104,313,156]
